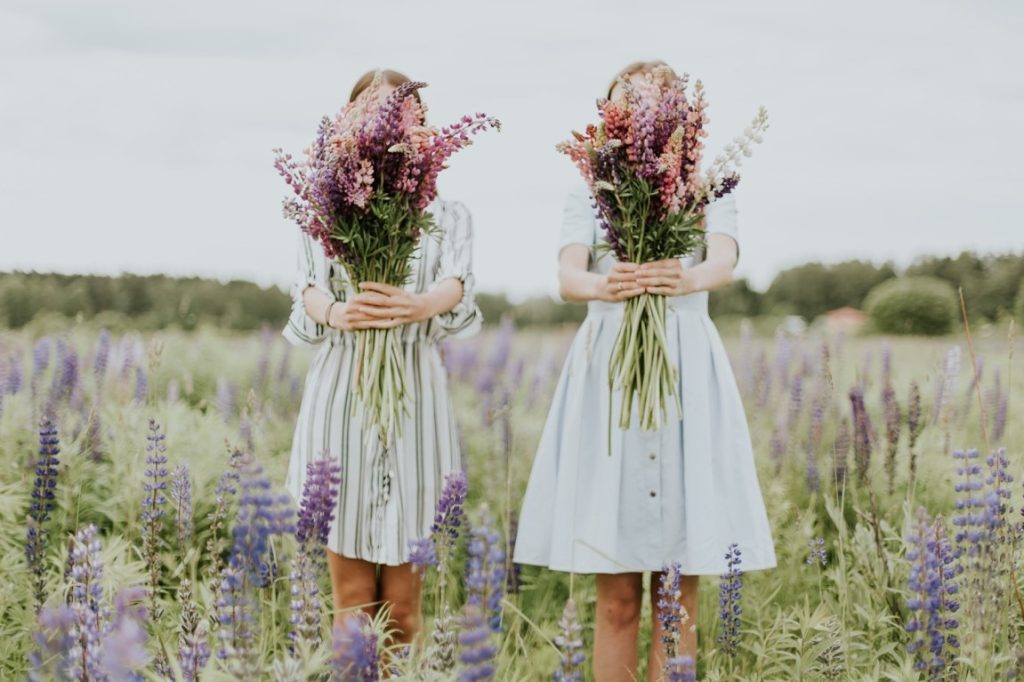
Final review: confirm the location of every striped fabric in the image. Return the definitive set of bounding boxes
[283,199,480,565]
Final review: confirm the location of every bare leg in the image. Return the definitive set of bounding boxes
[327,549,379,626]
[647,573,700,680]
[378,562,424,647]
[595,573,643,682]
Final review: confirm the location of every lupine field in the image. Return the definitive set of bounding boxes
[0,315,1021,681]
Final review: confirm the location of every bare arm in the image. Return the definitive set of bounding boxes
[558,244,645,303]
[635,234,738,296]
[302,279,464,331]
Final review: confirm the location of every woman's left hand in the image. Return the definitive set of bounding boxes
[636,259,694,297]
[351,282,429,328]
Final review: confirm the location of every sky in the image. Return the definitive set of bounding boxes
[1,0,1022,299]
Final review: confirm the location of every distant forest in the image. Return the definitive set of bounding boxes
[1,251,1021,331]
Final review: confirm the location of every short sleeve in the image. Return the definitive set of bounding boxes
[705,194,740,264]
[558,186,597,254]
[282,230,331,347]
[430,201,482,340]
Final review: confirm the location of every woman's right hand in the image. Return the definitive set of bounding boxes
[328,298,380,331]
[596,262,644,302]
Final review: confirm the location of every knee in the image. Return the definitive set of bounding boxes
[600,586,642,630]
[385,596,422,634]
[335,583,377,613]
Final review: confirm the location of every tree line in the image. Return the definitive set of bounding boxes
[1,250,1021,331]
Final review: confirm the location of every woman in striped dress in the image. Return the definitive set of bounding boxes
[282,69,481,646]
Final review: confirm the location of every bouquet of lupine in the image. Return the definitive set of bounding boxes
[274,73,499,440]
[558,67,768,432]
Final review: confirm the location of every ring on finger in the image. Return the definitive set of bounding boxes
[617,281,624,292]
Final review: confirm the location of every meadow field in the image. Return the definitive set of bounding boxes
[0,315,1021,680]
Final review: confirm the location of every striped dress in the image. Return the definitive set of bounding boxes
[282,198,480,566]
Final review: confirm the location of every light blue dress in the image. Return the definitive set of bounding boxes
[513,187,777,575]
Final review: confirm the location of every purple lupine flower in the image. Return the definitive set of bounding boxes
[832,417,850,487]
[408,537,438,575]
[905,508,960,676]
[27,419,61,609]
[67,524,109,681]
[230,454,296,588]
[882,383,901,494]
[552,598,585,682]
[31,337,52,400]
[849,387,873,485]
[806,537,828,567]
[754,349,772,409]
[99,587,149,680]
[6,349,23,394]
[664,656,697,682]
[84,408,103,462]
[464,510,506,633]
[657,562,686,661]
[141,418,169,615]
[982,448,1012,535]
[216,566,257,676]
[986,371,1008,442]
[432,470,469,562]
[289,547,323,646]
[46,338,78,411]
[29,605,76,681]
[786,373,804,433]
[170,464,194,548]
[805,384,827,494]
[177,579,210,681]
[295,455,343,548]
[458,604,497,682]
[907,381,923,481]
[93,329,111,390]
[331,614,380,681]
[951,449,985,556]
[119,337,137,379]
[716,543,743,657]
[207,447,244,580]
[426,606,458,673]
[133,365,147,404]
[769,422,785,473]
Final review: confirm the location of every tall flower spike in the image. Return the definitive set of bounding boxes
[295,455,343,548]
[904,508,960,675]
[457,604,497,682]
[464,509,506,633]
[170,464,194,548]
[425,605,458,673]
[99,587,149,680]
[848,387,873,485]
[657,562,685,660]
[178,579,210,681]
[67,524,109,681]
[29,605,75,681]
[230,454,296,588]
[716,543,743,657]
[289,546,323,647]
[27,418,60,610]
[141,418,169,617]
[552,598,585,682]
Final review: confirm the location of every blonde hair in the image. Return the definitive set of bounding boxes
[607,60,678,99]
[348,69,420,103]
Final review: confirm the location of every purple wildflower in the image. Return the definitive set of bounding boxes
[907,381,923,481]
[464,510,506,633]
[849,387,873,485]
[31,337,51,400]
[932,346,961,426]
[426,606,458,673]
[458,604,497,682]
[27,418,60,609]
[657,562,689,665]
[806,537,828,567]
[430,470,469,578]
[832,417,850,487]
[230,454,296,588]
[93,329,111,390]
[664,656,697,682]
[408,537,438,575]
[67,524,108,681]
[99,587,149,681]
[716,543,743,657]
[882,383,901,494]
[177,579,210,681]
[206,447,244,581]
[295,455,343,548]
[29,605,75,681]
[216,566,257,676]
[141,418,169,615]
[170,464,194,548]
[952,449,986,556]
[552,598,585,682]
[905,508,960,676]
[133,366,147,404]
[331,614,380,681]
[215,377,236,421]
[289,547,323,646]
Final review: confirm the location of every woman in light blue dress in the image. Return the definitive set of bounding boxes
[514,61,777,681]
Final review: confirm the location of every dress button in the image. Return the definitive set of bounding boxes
[648,452,656,460]
[650,491,657,498]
